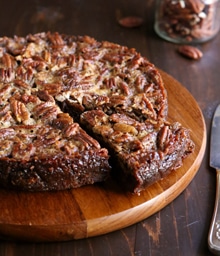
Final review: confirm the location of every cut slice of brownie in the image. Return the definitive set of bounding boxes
[80,110,194,194]
[0,123,110,191]
[0,79,110,191]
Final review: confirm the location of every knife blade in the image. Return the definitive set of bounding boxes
[208,104,220,255]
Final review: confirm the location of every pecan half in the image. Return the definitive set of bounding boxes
[43,82,62,96]
[188,0,205,14]
[64,123,79,137]
[10,98,30,123]
[177,45,203,60]
[35,104,60,121]
[118,16,143,28]
[47,32,64,46]
[113,123,138,135]
[74,130,101,149]
[1,53,17,69]
[157,125,170,151]
[14,79,30,89]
[52,113,73,130]
[0,127,15,139]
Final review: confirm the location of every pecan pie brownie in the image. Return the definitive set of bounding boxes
[0,32,194,193]
[81,110,194,194]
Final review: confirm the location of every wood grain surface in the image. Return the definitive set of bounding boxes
[0,70,206,242]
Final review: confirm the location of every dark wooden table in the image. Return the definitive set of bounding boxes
[0,0,218,255]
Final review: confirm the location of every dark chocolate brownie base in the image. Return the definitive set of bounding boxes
[0,149,110,191]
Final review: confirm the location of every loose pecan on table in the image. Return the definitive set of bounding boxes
[118,16,143,28]
[177,45,203,60]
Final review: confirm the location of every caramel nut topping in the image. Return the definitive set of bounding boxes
[0,32,168,162]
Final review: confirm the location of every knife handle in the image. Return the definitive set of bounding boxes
[208,169,220,255]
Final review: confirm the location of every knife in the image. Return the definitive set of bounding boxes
[208,104,220,255]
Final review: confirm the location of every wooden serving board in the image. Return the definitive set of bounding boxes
[0,70,206,242]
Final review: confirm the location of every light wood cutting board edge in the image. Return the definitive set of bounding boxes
[0,70,207,242]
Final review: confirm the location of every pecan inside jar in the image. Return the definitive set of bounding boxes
[154,0,220,43]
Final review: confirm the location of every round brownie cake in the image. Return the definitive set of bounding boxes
[0,32,194,193]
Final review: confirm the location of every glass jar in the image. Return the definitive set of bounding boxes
[154,0,220,44]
